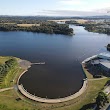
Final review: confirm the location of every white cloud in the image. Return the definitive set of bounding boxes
[57,0,110,12]
[59,0,83,5]
[40,9,110,16]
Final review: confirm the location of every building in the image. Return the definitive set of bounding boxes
[82,52,110,75]
[98,52,110,60]
[99,62,110,73]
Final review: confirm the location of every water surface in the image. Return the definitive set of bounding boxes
[0,25,109,98]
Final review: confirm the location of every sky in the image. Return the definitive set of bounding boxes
[0,0,110,16]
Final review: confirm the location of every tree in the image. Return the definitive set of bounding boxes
[96,92,109,109]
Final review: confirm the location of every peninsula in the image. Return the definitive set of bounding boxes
[0,17,73,36]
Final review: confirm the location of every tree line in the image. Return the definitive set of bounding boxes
[0,21,74,36]
[84,24,110,35]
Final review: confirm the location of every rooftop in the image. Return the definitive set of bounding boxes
[100,62,110,69]
[98,52,110,58]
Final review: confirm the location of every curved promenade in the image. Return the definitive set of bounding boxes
[17,60,88,103]
[17,71,87,103]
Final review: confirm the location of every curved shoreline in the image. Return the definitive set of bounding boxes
[17,60,88,103]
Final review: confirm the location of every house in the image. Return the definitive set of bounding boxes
[99,62,110,73]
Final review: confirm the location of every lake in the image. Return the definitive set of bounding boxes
[0,25,109,99]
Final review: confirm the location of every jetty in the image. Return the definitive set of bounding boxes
[31,62,45,65]
[18,59,45,69]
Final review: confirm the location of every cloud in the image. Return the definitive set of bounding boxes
[95,7,110,13]
[56,0,110,12]
[39,9,110,16]
[59,0,84,5]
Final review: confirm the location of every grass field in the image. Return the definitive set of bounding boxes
[0,56,11,64]
[17,24,40,27]
[0,56,23,88]
[49,19,88,24]
[0,23,16,25]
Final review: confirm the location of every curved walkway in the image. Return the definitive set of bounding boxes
[0,87,13,93]
[18,80,87,103]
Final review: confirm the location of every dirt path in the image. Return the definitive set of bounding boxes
[88,77,107,81]
[0,87,13,93]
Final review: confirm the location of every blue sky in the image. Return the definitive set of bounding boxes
[0,0,110,16]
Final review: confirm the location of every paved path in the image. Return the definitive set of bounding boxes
[88,77,107,81]
[0,87,13,93]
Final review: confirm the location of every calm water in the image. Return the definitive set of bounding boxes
[0,25,110,98]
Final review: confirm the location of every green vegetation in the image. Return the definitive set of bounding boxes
[84,24,110,35]
[0,58,17,88]
[96,91,109,109]
[0,90,36,110]
[0,57,22,88]
[66,19,110,35]
[0,20,73,36]
[70,78,109,110]
[65,20,80,25]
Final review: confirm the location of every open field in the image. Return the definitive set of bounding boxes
[49,19,88,24]
[0,56,12,64]
[0,90,35,110]
[0,57,24,88]
[17,24,40,27]
[0,23,16,25]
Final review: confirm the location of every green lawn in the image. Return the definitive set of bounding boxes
[0,57,22,88]
[0,90,36,110]
[0,56,11,64]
